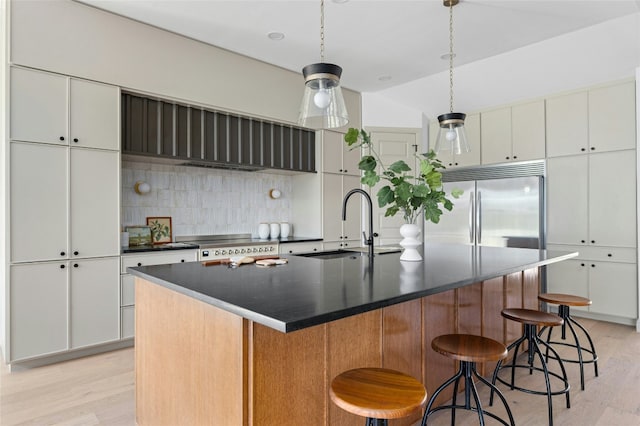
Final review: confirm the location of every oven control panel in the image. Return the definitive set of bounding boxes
[199,244,278,261]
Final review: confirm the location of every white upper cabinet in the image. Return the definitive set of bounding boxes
[546,150,636,248]
[10,67,119,150]
[70,79,120,150]
[546,81,635,157]
[70,148,120,258]
[430,113,481,168]
[10,142,69,263]
[588,81,636,153]
[10,67,68,145]
[322,130,360,176]
[481,100,545,165]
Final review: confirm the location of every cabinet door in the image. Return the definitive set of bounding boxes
[10,67,68,145]
[545,260,589,312]
[322,130,345,174]
[546,155,588,245]
[588,150,636,247]
[512,100,545,161]
[453,113,481,168]
[342,175,362,242]
[322,173,344,241]
[10,142,69,262]
[588,81,636,153]
[480,107,512,164]
[10,263,68,361]
[545,91,589,157]
[589,261,637,318]
[70,148,120,258]
[70,257,120,348]
[70,79,119,150]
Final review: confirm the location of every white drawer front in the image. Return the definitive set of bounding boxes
[121,274,135,306]
[547,244,636,263]
[279,242,323,254]
[121,250,198,273]
[121,306,135,339]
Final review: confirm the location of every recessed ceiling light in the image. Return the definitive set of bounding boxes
[440,53,456,60]
[378,75,392,81]
[267,32,285,41]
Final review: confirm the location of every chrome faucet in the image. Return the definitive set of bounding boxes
[342,188,377,258]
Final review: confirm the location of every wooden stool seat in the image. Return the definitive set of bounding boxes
[330,368,427,421]
[432,334,508,363]
[502,308,564,327]
[539,293,592,307]
[423,334,515,426]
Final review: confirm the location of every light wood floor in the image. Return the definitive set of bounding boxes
[0,318,638,425]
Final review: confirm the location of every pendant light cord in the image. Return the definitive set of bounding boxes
[449,2,454,113]
[320,0,325,62]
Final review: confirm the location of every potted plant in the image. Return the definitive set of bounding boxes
[344,128,462,260]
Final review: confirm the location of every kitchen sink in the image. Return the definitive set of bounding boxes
[294,250,364,260]
[294,247,401,260]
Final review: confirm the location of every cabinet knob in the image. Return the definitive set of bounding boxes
[608,253,612,257]
[60,264,65,269]
[289,250,293,254]
[343,169,348,173]
[505,156,510,160]
[581,240,586,244]
[591,264,596,267]
[73,263,79,268]
[73,251,79,256]
[339,169,343,172]
[513,155,518,159]
[181,259,185,262]
[591,240,595,244]
[590,147,595,151]
[73,138,79,143]
[60,251,66,256]
[580,263,585,267]
[581,148,586,152]
[59,136,65,141]
[313,248,318,251]
[137,262,142,267]
[454,162,458,166]
[448,163,453,166]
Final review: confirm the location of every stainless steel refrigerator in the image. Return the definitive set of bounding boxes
[425,161,545,249]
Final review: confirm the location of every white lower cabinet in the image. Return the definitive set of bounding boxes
[70,257,120,349]
[279,242,322,255]
[9,256,120,362]
[546,245,637,322]
[10,262,68,361]
[120,250,198,339]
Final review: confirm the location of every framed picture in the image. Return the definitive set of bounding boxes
[146,216,172,244]
[125,226,152,246]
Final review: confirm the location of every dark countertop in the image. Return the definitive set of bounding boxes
[128,243,577,333]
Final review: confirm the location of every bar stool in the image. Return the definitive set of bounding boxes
[491,308,571,426]
[330,367,427,426]
[538,293,599,390]
[421,334,515,426]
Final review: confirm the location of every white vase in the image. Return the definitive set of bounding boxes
[280,222,291,238]
[269,223,280,239]
[258,223,270,240]
[399,223,422,261]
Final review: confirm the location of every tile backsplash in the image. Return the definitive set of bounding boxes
[122,160,292,238]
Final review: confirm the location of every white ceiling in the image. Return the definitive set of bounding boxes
[78,0,640,93]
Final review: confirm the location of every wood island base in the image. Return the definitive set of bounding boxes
[135,268,539,426]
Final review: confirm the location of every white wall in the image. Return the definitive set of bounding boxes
[122,161,293,238]
[365,13,640,124]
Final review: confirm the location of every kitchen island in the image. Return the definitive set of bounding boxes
[130,243,576,426]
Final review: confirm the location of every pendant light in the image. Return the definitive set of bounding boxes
[298,0,349,129]
[434,0,470,155]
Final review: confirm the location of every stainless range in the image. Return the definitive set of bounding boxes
[175,234,279,261]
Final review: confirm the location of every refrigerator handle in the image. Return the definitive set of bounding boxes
[468,192,475,244]
[477,191,482,245]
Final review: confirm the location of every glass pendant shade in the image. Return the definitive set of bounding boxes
[298,63,349,129]
[434,112,470,155]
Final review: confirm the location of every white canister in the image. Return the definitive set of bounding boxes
[280,222,291,238]
[120,231,130,247]
[258,223,270,240]
[269,223,280,239]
